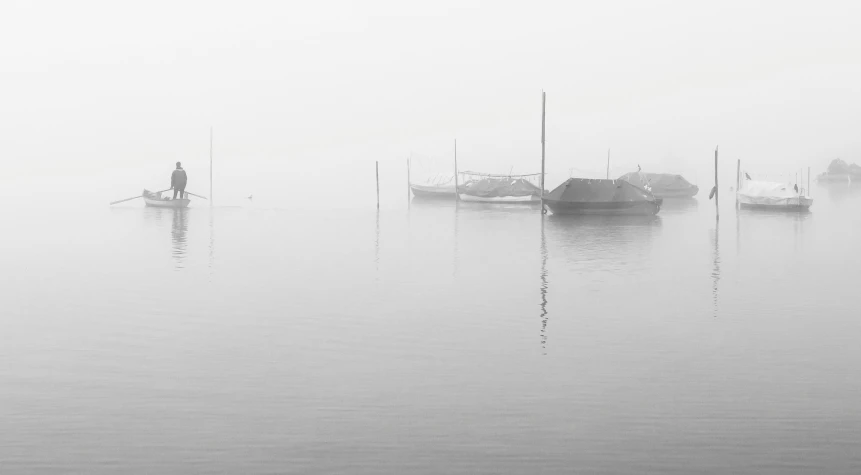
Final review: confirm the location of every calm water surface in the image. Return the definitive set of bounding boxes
[2,185,861,474]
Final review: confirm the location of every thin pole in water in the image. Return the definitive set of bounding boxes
[454,139,459,202]
[376,161,380,209]
[736,158,740,208]
[714,146,719,221]
[606,148,610,179]
[808,166,811,196]
[210,127,213,207]
[540,91,546,212]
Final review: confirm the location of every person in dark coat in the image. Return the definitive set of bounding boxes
[171,162,188,199]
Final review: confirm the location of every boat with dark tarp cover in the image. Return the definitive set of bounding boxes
[543,178,662,215]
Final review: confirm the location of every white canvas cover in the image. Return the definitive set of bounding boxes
[737,180,812,208]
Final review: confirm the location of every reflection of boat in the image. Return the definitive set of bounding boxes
[457,172,542,203]
[736,180,812,211]
[658,197,698,213]
[143,189,190,208]
[545,213,661,272]
[618,171,699,198]
[171,208,189,268]
[543,178,662,215]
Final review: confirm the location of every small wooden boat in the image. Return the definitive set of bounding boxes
[543,178,662,215]
[142,189,190,208]
[410,182,457,198]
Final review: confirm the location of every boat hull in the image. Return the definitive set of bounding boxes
[410,184,456,198]
[458,193,540,203]
[737,194,812,211]
[817,174,855,183]
[738,202,811,211]
[544,199,661,216]
[144,197,190,208]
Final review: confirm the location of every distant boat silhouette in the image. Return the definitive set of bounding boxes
[247,195,253,200]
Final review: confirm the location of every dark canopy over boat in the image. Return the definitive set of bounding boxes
[618,172,698,198]
[543,178,661,215]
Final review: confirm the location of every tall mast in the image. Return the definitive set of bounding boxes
[540,91,546,210]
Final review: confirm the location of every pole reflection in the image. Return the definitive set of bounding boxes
[374,209,380,275]
[539,213,549,352]
[711,220,720,318]
[208,209,215,274]
[453,200,459,278]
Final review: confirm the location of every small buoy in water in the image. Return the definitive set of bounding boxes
[708,186,717,199]
[247,195,253,200]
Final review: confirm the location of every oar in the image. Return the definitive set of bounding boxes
[185,191,208,200]
[110,195,142,205]
[109,188,172,205]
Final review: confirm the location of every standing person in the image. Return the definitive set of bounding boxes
[171,162,188,199]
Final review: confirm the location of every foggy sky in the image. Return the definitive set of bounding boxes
[3,0,860,205]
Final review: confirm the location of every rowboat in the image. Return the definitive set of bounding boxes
[543,178,662,216]
[142,189,190,208]
[410,182,457,198]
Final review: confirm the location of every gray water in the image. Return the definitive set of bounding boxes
[3,185,861,474]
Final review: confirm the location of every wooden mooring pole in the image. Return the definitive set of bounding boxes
[736,158,740,208]
[376,161,380,209]
[454,139,459,202]
[606,148,610,179]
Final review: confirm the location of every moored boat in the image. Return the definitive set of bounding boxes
[142,189,190,208]
[410,181,457,198]
[736,180,812,211]
[543,178,662,215]
[457,172,543,204]
[816,158,861,184]
[618,171,699,198]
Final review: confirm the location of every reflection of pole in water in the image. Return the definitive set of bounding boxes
[374,209,380,274]
[171,208,189,270]
[735,205,740,257]
[208,209,215,274]
[711,221,720,318]
[453,200,459,277]
[539,214,549,351]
